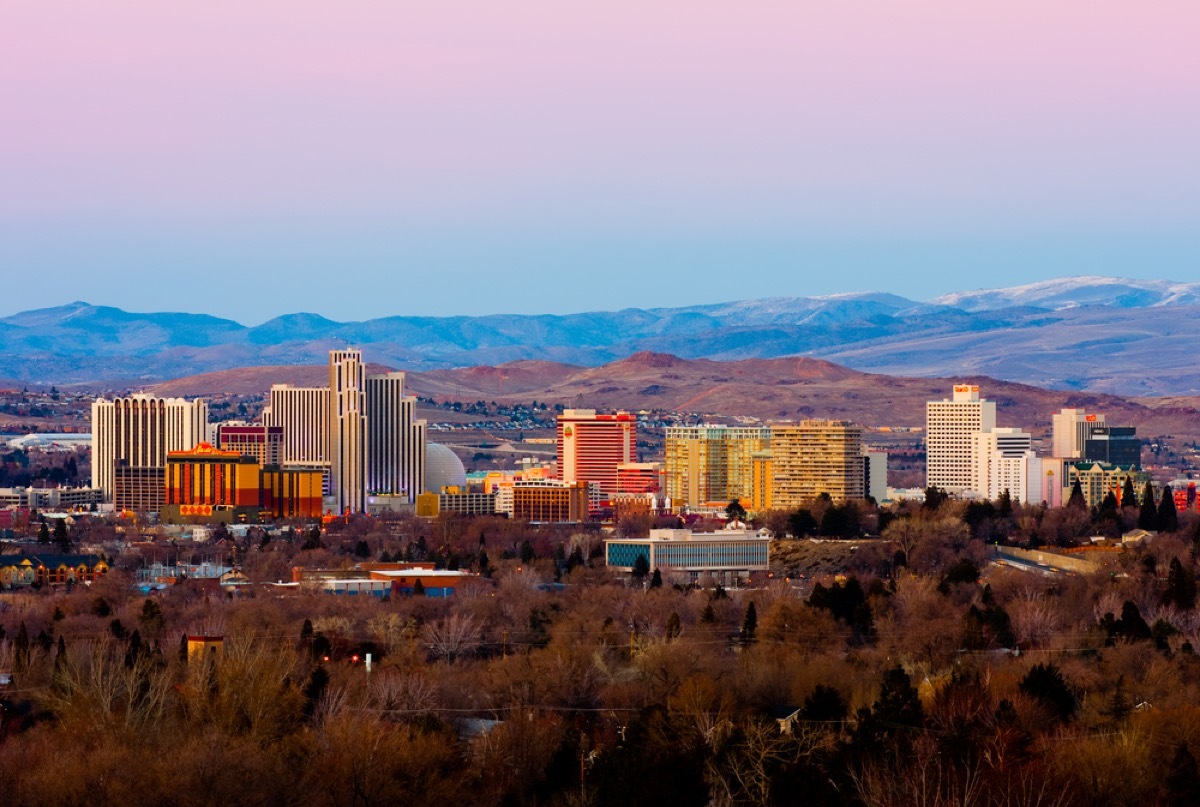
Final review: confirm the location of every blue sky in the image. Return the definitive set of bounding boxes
[3,1,1198,324]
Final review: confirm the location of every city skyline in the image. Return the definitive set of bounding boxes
[4,2,1199,322]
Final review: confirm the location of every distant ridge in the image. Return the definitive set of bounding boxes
[146,352,1200,445]
[5,276,1200,395]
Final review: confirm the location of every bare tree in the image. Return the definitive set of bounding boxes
[423,614,482,663]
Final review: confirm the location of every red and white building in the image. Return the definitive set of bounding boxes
[556,409,638,501]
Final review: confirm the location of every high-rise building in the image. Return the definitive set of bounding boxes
[364,372,427,504]
[1051,408,1105,459]
[862,449,888,503]
[664,425,771,507]
[263,385,329,469]
[214,423,284,467]
[329,349,367,513]
[1084,427,1141,468]
[91,395,208,501]
[556,409,637,500]
[972,427,1032,493]
[973,428,1039,502]
[926,385,996,493]
[768,420,864,506]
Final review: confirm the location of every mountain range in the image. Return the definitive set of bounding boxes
[5,275,1200,395]
[146,352,1200,447]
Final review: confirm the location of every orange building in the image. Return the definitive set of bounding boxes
[262,466,324,519]
[164,443,323,521]
[165,443,262,511]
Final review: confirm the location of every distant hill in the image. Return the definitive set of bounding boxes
[145,351,1200,443]
[5,276,1200,395]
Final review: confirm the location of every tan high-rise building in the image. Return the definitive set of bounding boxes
[767,420,864,506]
[329,349,367,513]
[926,385,996,493]
[365,372,427,504]
[91,395,208,501]
[264,385,329,466]
[1051,407,1105,459]
[263,384,331,494]
[664,425,770,508]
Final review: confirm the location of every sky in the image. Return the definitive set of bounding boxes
[2,1,1199,324]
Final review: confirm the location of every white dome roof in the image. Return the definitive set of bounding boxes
[425,443,467,492]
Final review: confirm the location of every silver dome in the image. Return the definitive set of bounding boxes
[425,443,467,492]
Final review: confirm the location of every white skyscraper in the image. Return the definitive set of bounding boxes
[365,372,427,503]
[973,427,1037,502]
[264,385,329,466]
[926,384,996,494]
[1051,408,1105,459]
[329,349,367,513]
[91,395,208,500]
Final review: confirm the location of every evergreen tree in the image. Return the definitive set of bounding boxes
[1163,557,1197,610]
[302,666,330,720]
[412,578,426,596]
[923,486,947,511]
[477,549,491,577]
[852,664,924,753]
[725,498,747,524]
[54,635,67,673]
[649,569,663,589]
[1122,477,1137,508]
[14,622,29,671]
[1103,675,1131,722]
[787,509,818,537]
[52,518,71,552]
[1139,482,1159,530]
[700,602,716,624]
[520,540,535,564]
[179,634,189,665]
[1019,663,1077,722]
[1159,486,1180,533]
[997,489,1013,517]
[1067,480,1087,510]
[740,602,758,644]
[37,521,49,545]
[1120,600,1153,641]
[799,684,848,722]
[1099,490,1119,517]
[353,539,370,558]
[631,554,650,580]
[301,526,323,550]
[139,599,165,635]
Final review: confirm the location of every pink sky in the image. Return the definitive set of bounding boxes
[2,1,1198,320]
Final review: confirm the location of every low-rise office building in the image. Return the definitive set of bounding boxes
[605,526,770,586]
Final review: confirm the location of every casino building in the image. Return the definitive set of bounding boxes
[162,443,322,522]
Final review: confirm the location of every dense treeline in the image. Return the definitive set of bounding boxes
[4,497,1200,805]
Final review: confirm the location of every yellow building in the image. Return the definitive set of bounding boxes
[1065,462,1148,508]
[767,420,864,506]
[664,426,770,508]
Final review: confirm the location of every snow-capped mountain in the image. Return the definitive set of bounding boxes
[933,276,1200,312]
[3,276,1200,394]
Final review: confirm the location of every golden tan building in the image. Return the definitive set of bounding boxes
[766,420,864,506]
[513,481,589,523]
[664,426,770,508]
